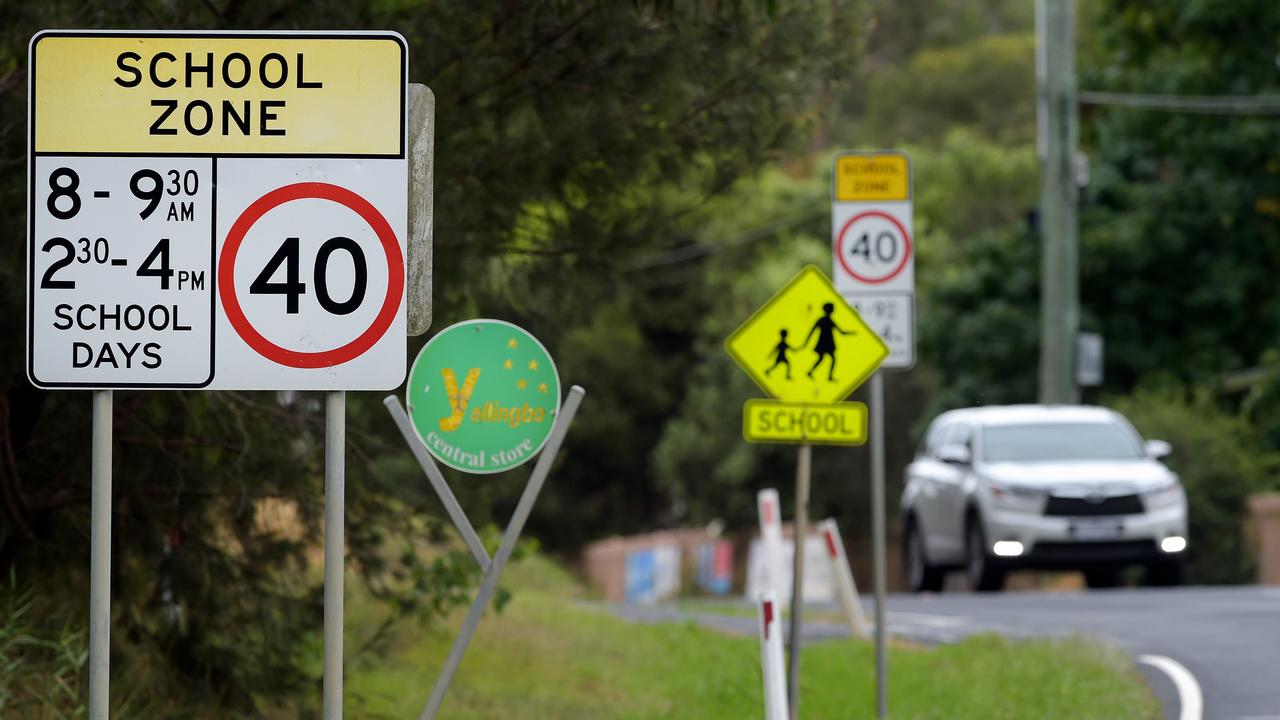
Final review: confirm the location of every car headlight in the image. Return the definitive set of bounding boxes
[986,481,1045,511]
[1143,479,1184,509]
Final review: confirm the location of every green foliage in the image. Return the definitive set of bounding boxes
[862,34,1037,147]
[1078,0,1280,387]
[1241,351,1280,452]
[0,578,91,719]
[911,129,1039,265]
[860,0,1033,67]
[1109,385,1280,584]
[0,573,153,719]
[919,224,1040,414]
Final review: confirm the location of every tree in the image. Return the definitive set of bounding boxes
[1079,0,1280,388]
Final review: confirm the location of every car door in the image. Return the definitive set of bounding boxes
[932,422,973,560]
[905,420,952,561]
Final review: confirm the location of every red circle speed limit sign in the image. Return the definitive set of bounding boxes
[834,210,912,285]
[218,182,404,369]
[212,153,409,391]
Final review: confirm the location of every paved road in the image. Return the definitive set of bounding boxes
[611,586,1280,720]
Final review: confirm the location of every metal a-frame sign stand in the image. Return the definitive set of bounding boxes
[383,384,585,720]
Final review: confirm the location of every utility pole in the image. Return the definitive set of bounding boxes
[1036,0,1080,405]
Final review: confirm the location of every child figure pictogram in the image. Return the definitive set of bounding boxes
[764,329,796,380]
[805,302,855,382]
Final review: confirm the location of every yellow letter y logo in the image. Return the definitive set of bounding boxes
[439,368,480,432]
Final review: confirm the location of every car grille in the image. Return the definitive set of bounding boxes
[1029,540,1158,563]
[1043,494,1145,517]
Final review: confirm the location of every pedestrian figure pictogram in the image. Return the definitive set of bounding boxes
[804,302,856,382]
[765,329,796,380]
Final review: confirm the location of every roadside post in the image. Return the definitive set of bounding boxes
[831,150,915,718]
[27,31,414,719]
[757,591,790,720]
[407,82,435,337]
[726,266,888,719]
[820,519,871,639]
[382,319,585,720]
[757,489,787,605]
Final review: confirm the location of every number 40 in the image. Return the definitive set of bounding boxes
[249,237,368,315]
[849,231,898,263]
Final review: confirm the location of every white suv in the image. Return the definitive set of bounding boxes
[901,405,1187,592]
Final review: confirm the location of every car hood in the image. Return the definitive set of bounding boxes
[977,460,1173,495]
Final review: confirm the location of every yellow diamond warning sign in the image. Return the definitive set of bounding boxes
[726,265,888,405]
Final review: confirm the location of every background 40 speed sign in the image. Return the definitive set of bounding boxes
[831,151,915,369]
[27,31,408,390]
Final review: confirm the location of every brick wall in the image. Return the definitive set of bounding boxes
[1250,492,1280,585]
[581,528,718,602]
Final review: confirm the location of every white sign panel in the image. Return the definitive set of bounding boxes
[832,151,915,369]
[843,293,914,370]
[27,31,408,390]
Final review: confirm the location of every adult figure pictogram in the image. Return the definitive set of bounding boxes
[805,302,856,382]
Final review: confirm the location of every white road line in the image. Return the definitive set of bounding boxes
[1139,654,1203,720]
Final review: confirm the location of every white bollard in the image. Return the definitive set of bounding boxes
[821,518,872,639]
[757,489,787,608]
[757,592,790,720]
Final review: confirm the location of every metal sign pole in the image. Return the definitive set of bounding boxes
[323,391,345,720]
[418,386,585,720]
[89,389,113,720]
[786,443,811,719]
[869,372,888,718]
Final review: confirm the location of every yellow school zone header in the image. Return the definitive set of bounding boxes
[725,265,889,405]
[31,32,404,155]
[834,151,910,202]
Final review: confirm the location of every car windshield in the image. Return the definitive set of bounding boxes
[981,422,1144,463]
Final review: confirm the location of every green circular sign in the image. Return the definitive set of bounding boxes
[407,319,561,474]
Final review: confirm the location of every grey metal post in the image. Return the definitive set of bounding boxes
[1036,0,1080,405]
[786,443,811,719]
[323,391,345,720]
[383,396,490,571]
[419,387,584,720]
[89,390,112,720]
[870,373,888,718]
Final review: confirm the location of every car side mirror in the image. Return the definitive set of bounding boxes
[937,444,972,465]
[1144,439,1172,459]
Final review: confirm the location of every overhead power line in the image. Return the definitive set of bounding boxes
[1079,90,1280,116]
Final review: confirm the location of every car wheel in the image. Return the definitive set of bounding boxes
[905,518,945,593]
[1145,558,1184,587]
[965,516,1005,592]
[1083,566,1121,589]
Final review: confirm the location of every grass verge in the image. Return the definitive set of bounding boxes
[340,556,1160,719]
